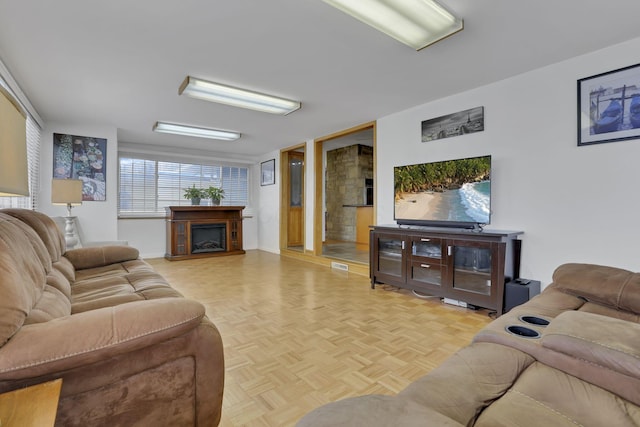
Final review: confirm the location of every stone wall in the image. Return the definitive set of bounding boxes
[326,144,373,242]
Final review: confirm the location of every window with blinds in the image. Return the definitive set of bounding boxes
[119,156,249,216]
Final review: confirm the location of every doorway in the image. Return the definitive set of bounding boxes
[280,145,305,253]
[314,122,376,266]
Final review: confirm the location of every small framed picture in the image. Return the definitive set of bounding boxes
[260,159,275,186]
[578,63,640,146]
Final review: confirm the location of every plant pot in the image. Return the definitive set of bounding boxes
[211,199,220,206]
[191,197,201,206]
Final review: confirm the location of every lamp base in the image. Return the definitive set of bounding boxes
[64,216,79,250]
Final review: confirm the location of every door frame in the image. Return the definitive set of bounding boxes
[313,121,377,258]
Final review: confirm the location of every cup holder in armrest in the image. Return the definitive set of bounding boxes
[519,315,550,326]
[505,325,540,339]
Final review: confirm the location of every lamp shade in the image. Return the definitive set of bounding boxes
[52,179,83,205]
[0,86,29,197]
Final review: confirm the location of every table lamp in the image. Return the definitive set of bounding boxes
[52,178,83,249]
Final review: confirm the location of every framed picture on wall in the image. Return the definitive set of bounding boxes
[421,106,484,142]
[578,62,640,146]
[53,133,107,201]
[261,159,275,186]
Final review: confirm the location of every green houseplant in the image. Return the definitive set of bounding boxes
[183,185,205,206]
[204,186,225,206]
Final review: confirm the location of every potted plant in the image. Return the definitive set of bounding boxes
[204,186,225,206]
[183,185,205,206]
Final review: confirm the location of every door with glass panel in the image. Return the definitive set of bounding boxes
[287,151,304,247]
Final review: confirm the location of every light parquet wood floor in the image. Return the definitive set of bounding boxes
[146,251,492,427]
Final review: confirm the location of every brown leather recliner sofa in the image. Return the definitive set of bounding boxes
[298,262,640,426]
[0,209,224,426]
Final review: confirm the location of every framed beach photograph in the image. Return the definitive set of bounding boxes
[578,63,640,146]
[260,159,275,186]
[421,106,484,142]
[53,133,107,201]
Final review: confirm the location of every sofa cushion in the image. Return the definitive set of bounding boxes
[475,361,640,427]
[0,213,68,346]
[1,209,65,261]
[540,311,640,405]
[71,263,183,313]
[398,342,534,425]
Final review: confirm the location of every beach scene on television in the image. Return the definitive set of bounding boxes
[394,156,491,224]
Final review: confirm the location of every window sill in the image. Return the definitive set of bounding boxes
[118,213,166,220]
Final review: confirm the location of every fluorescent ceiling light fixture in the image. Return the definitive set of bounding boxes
[323,0,463,50]
[179,76,301,115]
[153,122,241,141]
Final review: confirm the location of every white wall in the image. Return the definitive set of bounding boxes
[257,152,281,253]
[39,123,119,243]
[304,139,315,252]
[377,36,640,286]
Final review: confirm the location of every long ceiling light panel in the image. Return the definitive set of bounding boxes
[179,76,301,115]
[323,0,463,50]
[153,122,240,141]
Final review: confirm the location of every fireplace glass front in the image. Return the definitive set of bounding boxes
[191,223,226,254]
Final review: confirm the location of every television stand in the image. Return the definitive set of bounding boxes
[370,225,523,315]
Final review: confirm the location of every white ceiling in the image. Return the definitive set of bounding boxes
[2,1,640,162]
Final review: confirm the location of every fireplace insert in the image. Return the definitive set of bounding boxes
[191,223,226,254]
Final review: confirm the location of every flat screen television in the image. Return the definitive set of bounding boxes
[394,155,491,229]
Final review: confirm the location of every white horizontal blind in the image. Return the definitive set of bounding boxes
[119,156,249,215]
[26,117,41,209]
[119,158,157,213]
[222,166,248,205]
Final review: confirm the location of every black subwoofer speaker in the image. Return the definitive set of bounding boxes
[504,280,541,313]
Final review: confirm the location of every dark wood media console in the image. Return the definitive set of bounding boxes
[370,225,523,315]
[165,206,245,260]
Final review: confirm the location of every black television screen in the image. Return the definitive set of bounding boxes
[394,155,491,228]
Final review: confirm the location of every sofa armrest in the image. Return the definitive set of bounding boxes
[0,298,205,379]
[82,240,129,248]
[64,245,140,270]
[542,311,640,379]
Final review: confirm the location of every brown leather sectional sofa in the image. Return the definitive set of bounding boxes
[298,262,640,426]
[0,209,224,426]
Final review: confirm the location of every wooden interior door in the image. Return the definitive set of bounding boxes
[287,151,304,247]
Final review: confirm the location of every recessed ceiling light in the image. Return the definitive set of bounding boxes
[323,0,463,51]
[179,76,301,115]
[153,122,241,141]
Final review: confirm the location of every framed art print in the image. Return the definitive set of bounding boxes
[578,63,640,146]
[53,133,107,201]
[421,106,484,142]
[261,159,275,186]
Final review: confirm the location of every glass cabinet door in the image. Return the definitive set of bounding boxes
[375,234,405,279]
[412,237,442,260]
[450,243,492,295]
